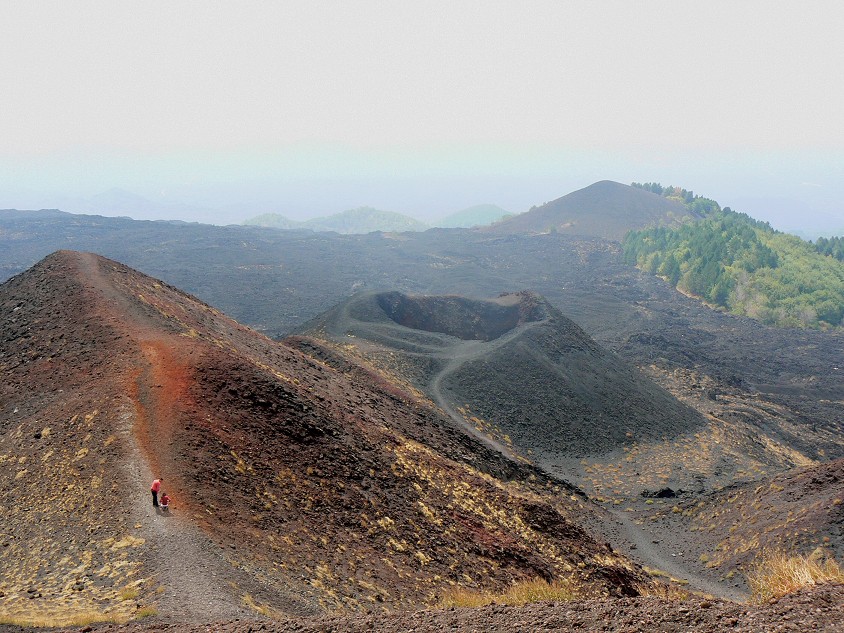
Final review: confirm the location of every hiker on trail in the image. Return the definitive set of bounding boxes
[160,491,171,512]
[151,478,163,507]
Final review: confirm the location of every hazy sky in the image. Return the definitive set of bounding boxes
[1,2,842,232]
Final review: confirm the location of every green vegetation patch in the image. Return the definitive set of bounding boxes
[623,208,844,328]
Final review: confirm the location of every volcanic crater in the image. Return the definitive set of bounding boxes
[374,291,548,342]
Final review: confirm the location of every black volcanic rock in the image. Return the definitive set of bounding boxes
[374,290,548,341]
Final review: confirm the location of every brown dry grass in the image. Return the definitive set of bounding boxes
[747,550,843,603]
[635,579,691,600]
[0,611,128,628]
[439,577,580,608]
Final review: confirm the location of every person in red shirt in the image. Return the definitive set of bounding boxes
[151,478,163,507]
[159,492,171,511]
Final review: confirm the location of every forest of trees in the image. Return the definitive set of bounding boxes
[623,205,844,329]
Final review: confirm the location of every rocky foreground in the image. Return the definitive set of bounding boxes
[1,583,836,633]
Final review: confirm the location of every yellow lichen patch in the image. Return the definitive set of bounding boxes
[229,451,253,475]
[241,593,284,618]
[385,438,618,585]
[0,404,150,623]
[109,536,146,550]
[376,516,395,531]
[387,537,408,552]
[417,501,442,525]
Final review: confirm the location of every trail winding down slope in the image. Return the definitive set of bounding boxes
[78,252,256,621]
[425,330,745,601]
[2,252,662,624]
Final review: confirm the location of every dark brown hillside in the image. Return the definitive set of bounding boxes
[0,251,652,626]
[0,252,149,624]
[485,180,698,240]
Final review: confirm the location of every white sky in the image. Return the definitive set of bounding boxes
[1,2,842,230]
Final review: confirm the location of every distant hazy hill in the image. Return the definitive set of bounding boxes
[435,204,513,228]
[486,180,698,241]
[305,206,428,233]
[242,213,303,230]
[243,206,428,234]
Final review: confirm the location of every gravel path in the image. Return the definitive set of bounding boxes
[608,509,747,601]
[119,404,252,622]
[84,252,258,622]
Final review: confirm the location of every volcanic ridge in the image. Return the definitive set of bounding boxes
[1,250,842,632]
[0,251,654,627]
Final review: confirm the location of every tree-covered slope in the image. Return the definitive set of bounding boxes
[623,208,844,328]
[813,235,844,261]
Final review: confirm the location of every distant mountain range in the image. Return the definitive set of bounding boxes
[244,206,429,234]
[244,204,514,234]
[243,182,703,238]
